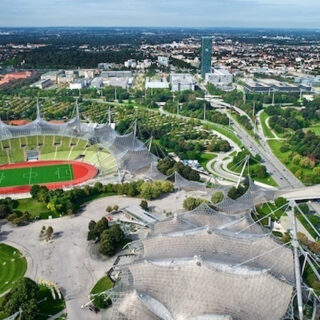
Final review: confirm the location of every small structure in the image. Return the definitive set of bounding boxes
[124,205,158,226]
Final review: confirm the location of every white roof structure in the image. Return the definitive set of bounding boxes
[110,258,293,320]
[0,102,157,176]
[150,203,264,236]
[129,227,294,282]
[107,201,295,320]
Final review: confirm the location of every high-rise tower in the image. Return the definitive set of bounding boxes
[201,37,212,77]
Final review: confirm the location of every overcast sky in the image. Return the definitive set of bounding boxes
[0,0,319,28]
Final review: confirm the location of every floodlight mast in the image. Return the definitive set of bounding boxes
[289,200,304,320]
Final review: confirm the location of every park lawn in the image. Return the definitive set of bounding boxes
[90,276,114,295]
[199,153,217,169]
[35,285,65,320]
[0,244,27,296]
[17,198,53,219]
[227,161,278,187]
[260,111,275,139]
[204,122,242,147]
[267,140,315,182]
[297,213,320,240]
[306,125,320,135]
[0,164,74,188]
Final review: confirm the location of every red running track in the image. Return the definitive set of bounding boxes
[0,160,98,194]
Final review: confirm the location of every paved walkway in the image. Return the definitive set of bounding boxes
[1,192,187,320]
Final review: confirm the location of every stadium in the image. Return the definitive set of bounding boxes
[0,102,157,194]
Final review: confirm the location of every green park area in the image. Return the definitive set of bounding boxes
[260,111,275,139]
[0,244,27,298]
[90,276,114,309]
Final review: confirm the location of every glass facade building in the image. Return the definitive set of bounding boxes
[201,37,212,77]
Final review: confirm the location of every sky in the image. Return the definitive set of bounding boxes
[0,0,319,28]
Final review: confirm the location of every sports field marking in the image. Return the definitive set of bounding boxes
[28,166,32,185]
[0,164,74,188]
[0,172,4,184]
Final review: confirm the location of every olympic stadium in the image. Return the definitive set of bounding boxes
[0,102,158,194]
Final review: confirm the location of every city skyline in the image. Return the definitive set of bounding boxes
[0,0,320,28]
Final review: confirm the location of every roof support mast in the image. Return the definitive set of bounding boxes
[289,200,304,320]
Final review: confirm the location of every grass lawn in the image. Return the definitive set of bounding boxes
[90,276,114,309]
[227,161,278,187]
[90,276,114,295]
[267,140,315,183]
[204,122,242,147]
[260,111,275,139]
[0,164,74,188]
[0,244,27,296]
[306,125,320,135]
[199,153,217,169]
[17,198,53,219]
[35,285,65,320]
[297,213,320,240]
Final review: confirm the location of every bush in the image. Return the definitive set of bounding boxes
[308,242,320,254]
[140,200,148,211]
[183,197,207,211]
[211,191,224,204]
[99,224,125,257]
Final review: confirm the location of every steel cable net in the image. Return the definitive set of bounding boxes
[106,200,295,320]
[128,227,295,283]
[143,163,168,181]
[173,171,207,192]
[150,203,264,236]
[109,258,293,320]
[216,177,274,214]
[0,115,155,175]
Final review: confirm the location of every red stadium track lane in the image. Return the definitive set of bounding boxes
[0,160,98,194]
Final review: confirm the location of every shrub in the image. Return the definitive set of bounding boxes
[211,191,224,204]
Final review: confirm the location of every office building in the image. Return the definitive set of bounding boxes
[201,37,212,77]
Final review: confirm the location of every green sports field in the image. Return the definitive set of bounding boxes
[0,164,74,187]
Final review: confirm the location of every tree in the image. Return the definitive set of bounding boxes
[46,226,54,239]
[211,191,224,204]
[257,165,267,178]
[106,206,113,213]
[113,205,119,212]
[308,242,320,254]
[297,232,308,246]
[88,220,96,231]
[1,278,39,320]
[0,204,12,219]
[140,200,148,211]
[30,185,41,199]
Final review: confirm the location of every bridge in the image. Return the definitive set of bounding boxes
[275,185,320,201]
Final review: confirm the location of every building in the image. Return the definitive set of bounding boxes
[158,56,169,67]
[145,77,169,89]
[41,71,63,83]
[30,78,51,89]
[101,71,132,78]
[170,73,196,91]
[201,36,212,77]
[69,78,89,90]
[98,63,115,70]
[243,78,312,93]
[90,77,104,89]
[205,68,233,90]
[124,59,137,68]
